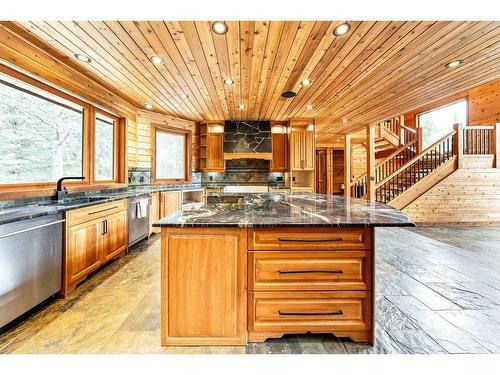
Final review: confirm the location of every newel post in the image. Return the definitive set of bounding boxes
[344,134,351,198]
[367,124,376,201]
[495,123,500,168]
[453,123,464,169]
[416,127,423,154]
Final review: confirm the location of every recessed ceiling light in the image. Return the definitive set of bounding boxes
[445,60,463,68]
[281,91,297,98]
[239,104,246,109]
[144,103,153,110]
[211,21,228,35]
[74,53,91,63]
[180,93,188,98]
[301,79,311,86]
[306,104,313,110]
[224,78,234,85]
[342,119,348,123]
[150,56,164,65]
[333,23,351,36]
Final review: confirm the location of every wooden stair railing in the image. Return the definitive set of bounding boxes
[375,130,456,204]
[350,138,418,198]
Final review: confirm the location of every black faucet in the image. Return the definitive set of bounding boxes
[55,176,85,201]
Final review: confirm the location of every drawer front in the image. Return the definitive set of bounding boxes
[249,251,371,291]
[248,228,371,251]
[66,199,128,226]
[249,291,371,333]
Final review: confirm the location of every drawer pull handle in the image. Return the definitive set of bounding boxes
[89,206,119,215]
[278,310,343,316]
[277,237,343,243]
[278,270,343,274]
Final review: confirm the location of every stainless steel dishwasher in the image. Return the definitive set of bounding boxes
[0,213,63,329]
[128,195,150,247]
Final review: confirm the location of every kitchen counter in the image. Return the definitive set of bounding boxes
[154,192,413,228]
[157,192,413,347]
[0,183,202,226]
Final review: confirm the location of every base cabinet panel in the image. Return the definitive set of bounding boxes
[66,220,103,286]
[162,228,247,346]
[248,291,371,342]
[63,199,128,296]
[249,250,371,291]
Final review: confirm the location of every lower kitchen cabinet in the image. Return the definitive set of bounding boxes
[150,192,160,235]
[63,199,128,296]
[160,191,181,219]
[161,227,247,346]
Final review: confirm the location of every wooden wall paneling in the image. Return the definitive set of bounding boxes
[344,134,351,198]
[0,23,137,119]
[403,169,500,224]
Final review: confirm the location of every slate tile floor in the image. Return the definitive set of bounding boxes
[0,226,499,354]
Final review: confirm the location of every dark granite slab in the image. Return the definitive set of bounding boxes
[0,184,203,226]
[153,193,414,228]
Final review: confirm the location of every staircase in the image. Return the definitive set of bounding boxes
[349,122,500,209]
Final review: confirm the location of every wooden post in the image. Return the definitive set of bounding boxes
[399,115,405,145]
[453,123,464,169]
[344,134,351,198]
[367,125,376,201]
[495,123,500,168]
[416,127,423,154]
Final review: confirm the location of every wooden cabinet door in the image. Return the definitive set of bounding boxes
[316,150,326,193]
[66,219,103,287]
[162,228,247,345]
[101,210,128,262]
[271,133,288,172]
[150,192,160,234]
[289,131,303,170]
[303,131,315,170]
[206,133,224,171]
[160,191,182,218]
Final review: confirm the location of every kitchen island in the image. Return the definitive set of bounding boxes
[153,193,413,346]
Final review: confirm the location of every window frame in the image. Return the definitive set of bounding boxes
[151,124,192,185]
[92,108,120,184]
[416,98,469,148]
[0,64,126,198]
[416,98,469,128]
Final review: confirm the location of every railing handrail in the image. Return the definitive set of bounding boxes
[401,124,417,134]
[463,125,495,130]
[376,130,456,188]
[350,138,418,187]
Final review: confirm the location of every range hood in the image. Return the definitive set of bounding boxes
[223,121,272,160]
[225,158,270,172]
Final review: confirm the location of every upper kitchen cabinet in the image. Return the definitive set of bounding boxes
[200,122,225,172]
[289,120,315,171]
[270,122,289,172]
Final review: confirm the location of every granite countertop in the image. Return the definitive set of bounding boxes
[153,193,414,228]
[0,184,203,226]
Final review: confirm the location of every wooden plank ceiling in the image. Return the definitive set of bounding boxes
[3,21,500,143]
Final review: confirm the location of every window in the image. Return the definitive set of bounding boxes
[0,65,126,195]
[0,75,84,184]
[95,112,116,181]
[418,100,467,149]
[153,125,191,183]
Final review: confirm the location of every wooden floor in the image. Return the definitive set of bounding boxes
[1,226,499,354]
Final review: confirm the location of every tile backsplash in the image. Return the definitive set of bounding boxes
[128,167,151,186]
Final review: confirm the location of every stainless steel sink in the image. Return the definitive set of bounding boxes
[43,197,109,207]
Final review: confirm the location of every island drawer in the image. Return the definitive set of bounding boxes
[248,228,371,251]
[248,251,371,291]
[248,291,371,333]
[66,199,127,226]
